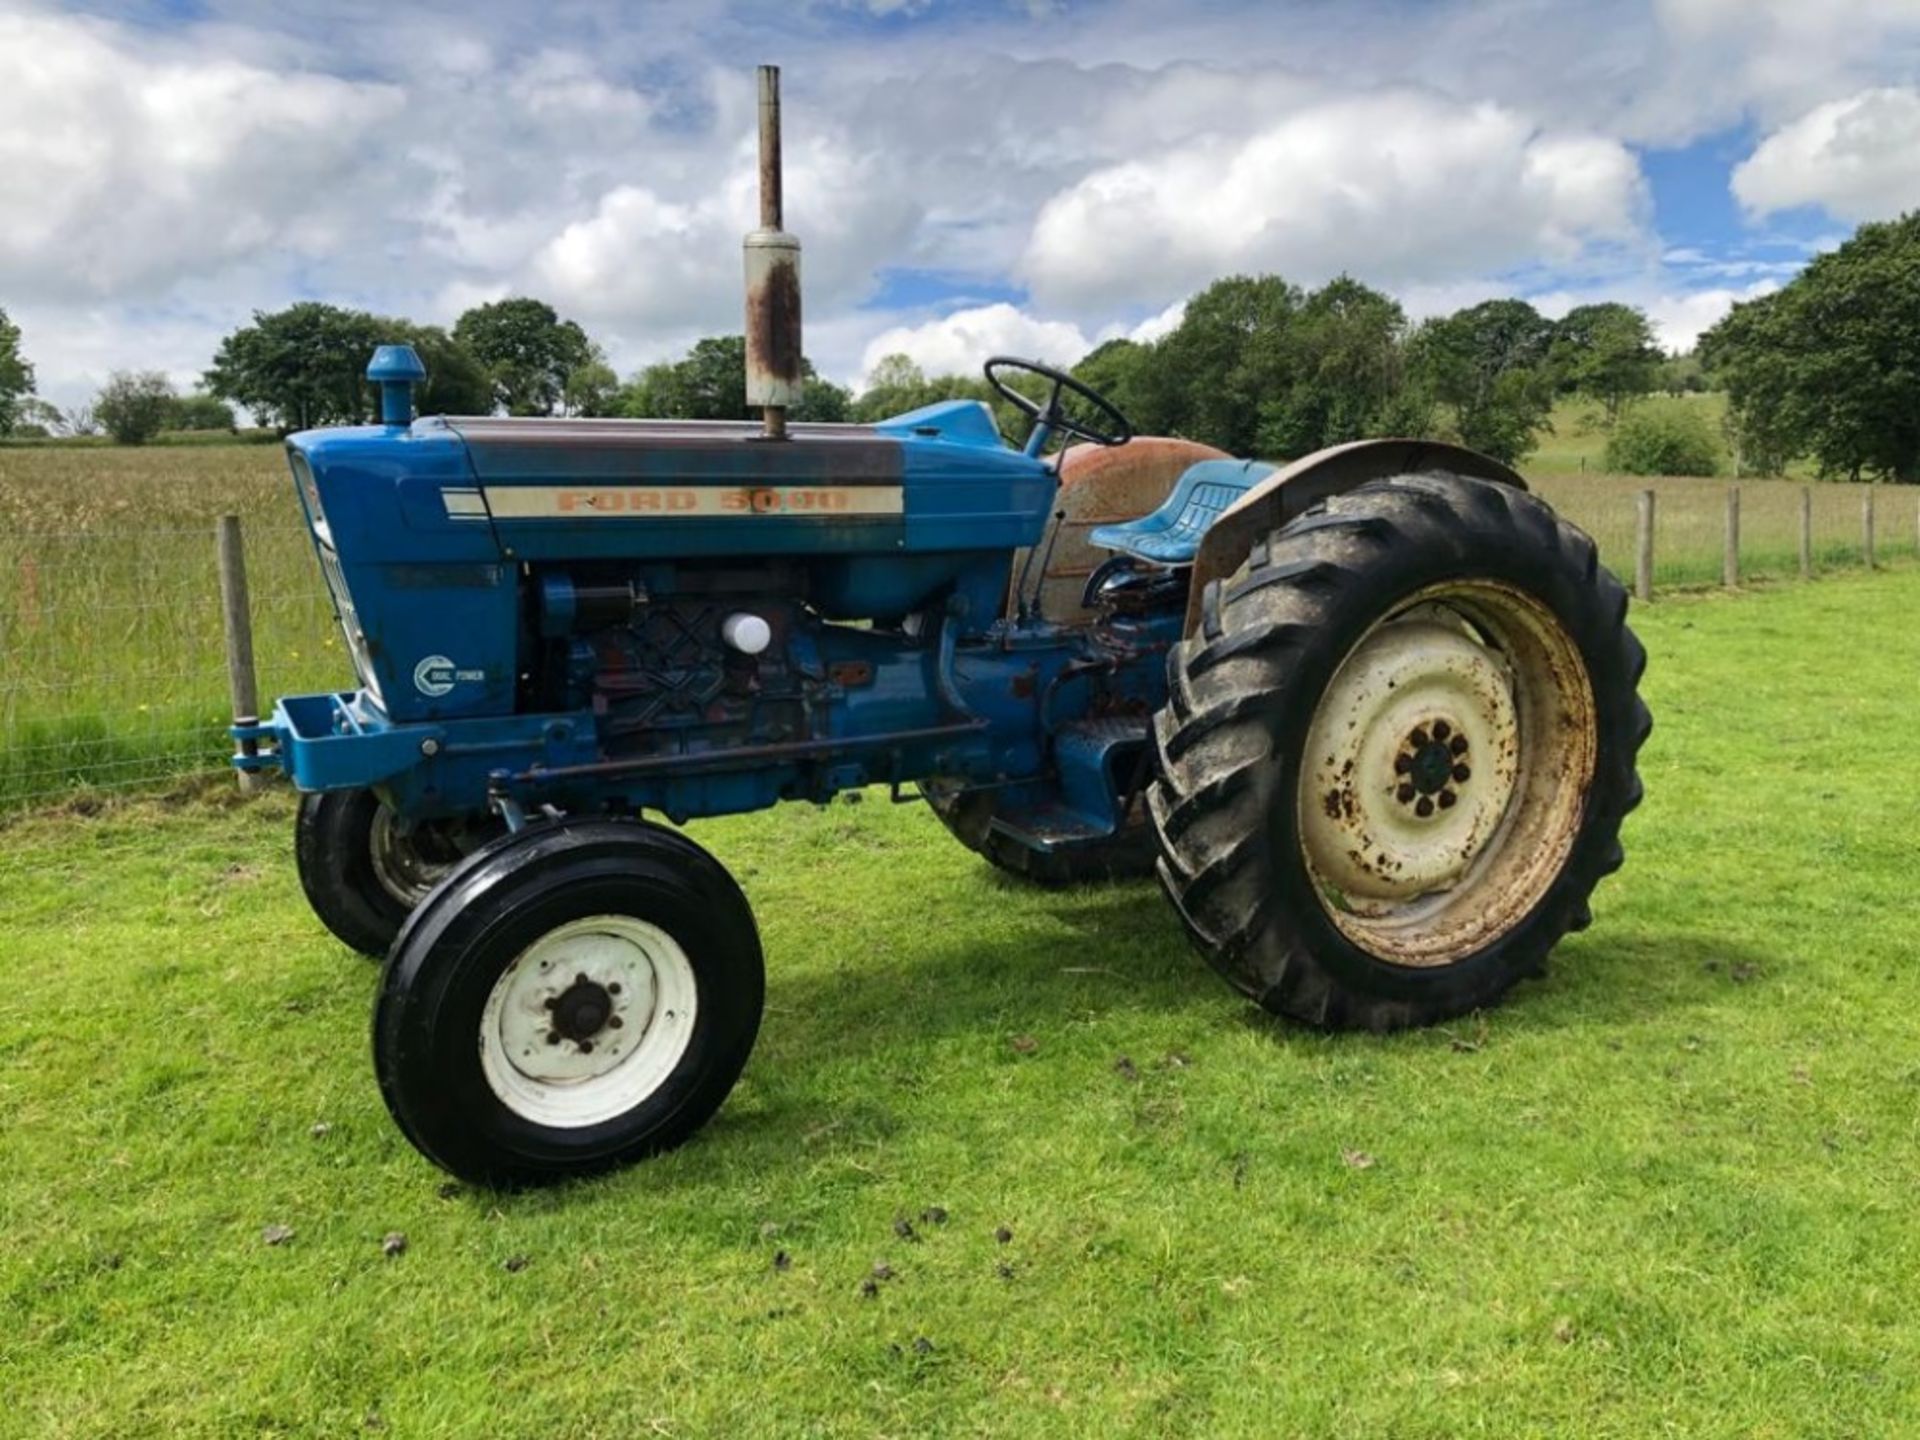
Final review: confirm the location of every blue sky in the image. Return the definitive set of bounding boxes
[3,0,1919,409]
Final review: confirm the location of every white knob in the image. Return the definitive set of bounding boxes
[722,612,772,655]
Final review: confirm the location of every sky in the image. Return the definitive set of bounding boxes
[4,0,1920,412]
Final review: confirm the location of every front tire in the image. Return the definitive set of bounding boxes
[1151,472,1649,1031]
[295,789,500,957]
[373,820,764,1186]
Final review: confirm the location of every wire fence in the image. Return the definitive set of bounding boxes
[0,444,1915,814]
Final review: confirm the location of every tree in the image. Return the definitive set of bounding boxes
[390,322,495,417]
[796,374,852,423]
[0,305,35,437]
[1407,299,1557,465]
[619,335,855,424]
[163,393,237,432]
[1258,276,1409,457]
[453,298,593,416]
[1603,403,1720,476]
[206,302,387,430]
[12,398,65,438]
[95,371,176,445]
[1550,302,1661,422]
[206,305,491,428]
[1655,350,1706,395]
[1701,212,1920,482]
[562,350,620,418]
[1147,274,1302,454]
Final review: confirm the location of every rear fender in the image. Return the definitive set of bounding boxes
[1183,438,1526,635]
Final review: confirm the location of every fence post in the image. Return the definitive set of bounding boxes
[1863,488,1877,569]
[1724,486,1741,589]
[216,514,265,794]
[1634,489,1655,602]
[1799,487,1813,579]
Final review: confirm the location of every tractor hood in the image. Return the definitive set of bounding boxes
[286,403,1055,569]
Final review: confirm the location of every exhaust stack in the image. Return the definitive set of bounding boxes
[744,64,802,441]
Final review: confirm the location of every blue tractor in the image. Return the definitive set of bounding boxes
[239,69,1648,1186]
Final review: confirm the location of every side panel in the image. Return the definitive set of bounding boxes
[292,427,519,724]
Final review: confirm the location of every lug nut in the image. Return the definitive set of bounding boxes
[1396,783,1416,803]
[1432,720,1451,741]
[1453,764,1471,783]
[1416,797,1435,818]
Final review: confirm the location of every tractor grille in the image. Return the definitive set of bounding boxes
[318,543,382,706]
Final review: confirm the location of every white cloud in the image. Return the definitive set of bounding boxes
[1643,282,1779,352]
[1020,90,1649,312]
[858,303,1094,386]
[1733,87,1920,222]
[0,9,400,301]
[1528,278,1780,354]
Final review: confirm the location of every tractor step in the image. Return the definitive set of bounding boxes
[991,715,1151,852]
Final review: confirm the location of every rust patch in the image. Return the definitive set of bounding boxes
[746,255,803,390]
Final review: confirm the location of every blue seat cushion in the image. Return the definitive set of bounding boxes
[1087,458,1275,566]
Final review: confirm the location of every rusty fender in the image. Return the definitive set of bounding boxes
[1182,438,1527,636]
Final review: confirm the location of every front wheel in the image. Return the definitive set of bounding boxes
[1151,472,1649,1031]
[373,820,764,1186]
[295,789,501,957]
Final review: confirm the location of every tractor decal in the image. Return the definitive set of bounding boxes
[481,485,906,518]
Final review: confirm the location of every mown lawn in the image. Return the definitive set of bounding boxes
[3,568,1918,1437]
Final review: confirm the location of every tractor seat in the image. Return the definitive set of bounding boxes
[1086,459,1275,566]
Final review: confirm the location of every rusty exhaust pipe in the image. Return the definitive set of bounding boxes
[744,64,801,442]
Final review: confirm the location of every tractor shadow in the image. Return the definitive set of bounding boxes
[741,862,1775,1097]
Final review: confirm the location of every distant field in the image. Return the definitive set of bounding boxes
[0,435,1912,808]
[0,445,336,806]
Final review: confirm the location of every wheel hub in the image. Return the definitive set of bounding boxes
[478,915,699,1128]
[546,975,619,1047]
[1303,616,1520,909]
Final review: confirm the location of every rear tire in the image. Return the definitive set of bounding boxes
[1151,472,1649,1030]
[922,782,1157,886]
[373,819,764,1187]
[295,790,501,958]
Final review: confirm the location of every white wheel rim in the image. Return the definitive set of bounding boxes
[478,915,699,1128]
[1298,580,1597,968]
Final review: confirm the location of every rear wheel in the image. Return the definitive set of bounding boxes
[373,819,764,1187]
[295,789,501,957]
[1151,472,1649,1030]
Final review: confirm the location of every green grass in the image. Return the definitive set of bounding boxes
[4,568,1919,1437]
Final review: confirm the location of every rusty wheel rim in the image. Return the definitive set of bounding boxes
[368,807,468,909]
[1298,580,1597,968]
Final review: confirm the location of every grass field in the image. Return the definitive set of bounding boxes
[4,568,1919,1437]
[0,438,1913,809]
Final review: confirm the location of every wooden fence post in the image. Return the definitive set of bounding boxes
[1863,488,1877,569]
[216,514,264,793]
[1799,487,1813,579]
[1634,489,1655,602]
[1724,486,1741,589]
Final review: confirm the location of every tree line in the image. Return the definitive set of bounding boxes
[1,211,1916,480]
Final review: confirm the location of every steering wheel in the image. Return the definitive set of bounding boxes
[983,356,1133,456]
